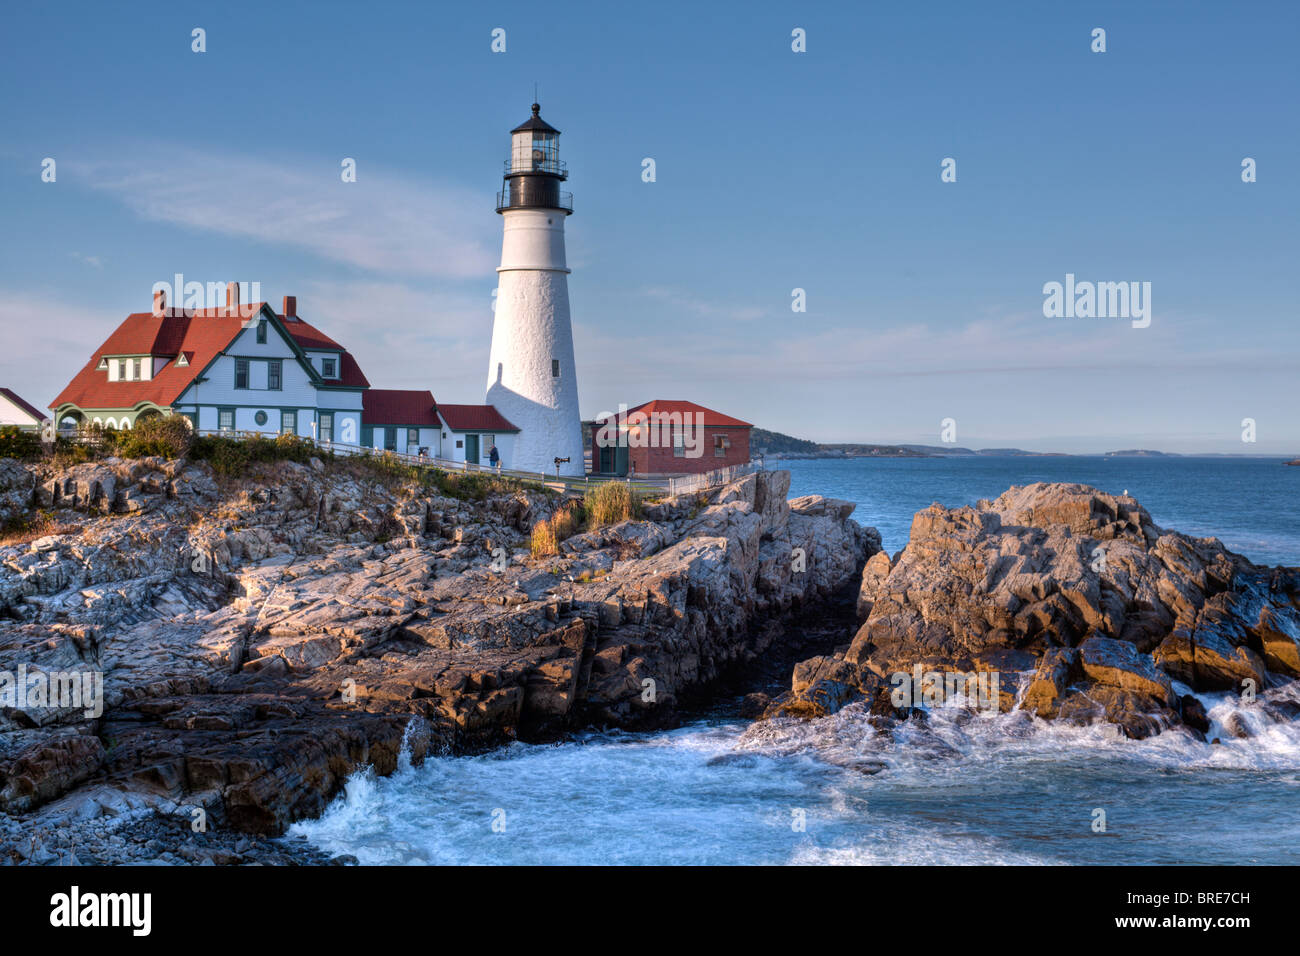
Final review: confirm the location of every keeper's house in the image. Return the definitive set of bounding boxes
[50,285,521,467]
[51,286,367,443]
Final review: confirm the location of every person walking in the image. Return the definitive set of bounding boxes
[489,443,501,473]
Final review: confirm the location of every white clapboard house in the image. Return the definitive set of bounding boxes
[50,285,518,466]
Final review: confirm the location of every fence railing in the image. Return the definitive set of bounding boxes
[193,430,671,496]
[666,460,759,497]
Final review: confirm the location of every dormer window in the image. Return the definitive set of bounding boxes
[321,357,338,378]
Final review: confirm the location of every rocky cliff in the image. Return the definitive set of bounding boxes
[0,456,873,839]
[772,483,1300,740]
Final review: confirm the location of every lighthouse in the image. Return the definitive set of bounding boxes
[486,103,586,477]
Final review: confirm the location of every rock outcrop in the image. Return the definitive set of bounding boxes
[772,483,1300,739]
[0,457,872,838]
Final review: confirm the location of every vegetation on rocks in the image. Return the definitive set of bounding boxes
[530,482,641,557]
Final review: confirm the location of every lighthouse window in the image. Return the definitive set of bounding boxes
[551,359,560,378]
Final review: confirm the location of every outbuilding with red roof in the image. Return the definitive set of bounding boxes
[590,399,752,476]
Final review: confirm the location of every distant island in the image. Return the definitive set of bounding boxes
[1104,449,1178,458]
[751,428,1297,461]
[752,428,1058,459]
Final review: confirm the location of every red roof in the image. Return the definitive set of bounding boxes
[437,404,518,432]
[596,400,751,428]
[0,387,46,421]
[52,303,369,410]
[279,315,342,351]
[363,389,438,426]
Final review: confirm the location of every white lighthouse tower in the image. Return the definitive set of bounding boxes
[486,103,585,477]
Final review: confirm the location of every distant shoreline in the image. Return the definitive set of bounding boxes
[764,449,1300,461]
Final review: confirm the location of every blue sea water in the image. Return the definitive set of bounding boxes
[293,457,1300,865]
[782,455,1300,567]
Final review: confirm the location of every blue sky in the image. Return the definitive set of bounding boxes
[1,0,1296,453]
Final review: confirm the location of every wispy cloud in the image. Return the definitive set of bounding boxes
[638,286,768,322]
[70,252,105,269]
[71,149,497,279]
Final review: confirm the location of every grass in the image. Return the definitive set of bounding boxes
[529,482,645,558]
[530,500,584,558]
[0,509,79,547]
[584,481,640,527]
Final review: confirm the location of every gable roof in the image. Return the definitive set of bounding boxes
[0,387,46,422]
[597,400,752,429]
[53,302,370,411]
[276,314,369,388]
[52,306,270,411]
[362,389,438,426]
[437,404,518,432]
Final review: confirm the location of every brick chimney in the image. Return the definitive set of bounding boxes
[153,288,166,317]
[282,295,297,319]
[226,281,240,313]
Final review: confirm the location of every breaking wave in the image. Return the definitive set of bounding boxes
[291,683,1300,865]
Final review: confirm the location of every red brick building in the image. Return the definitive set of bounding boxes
[591,400,752,476]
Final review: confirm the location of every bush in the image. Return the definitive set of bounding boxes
[189,432,317,476]
[584,481,640,528]
[114,415,193,459]
[0,426,40,460]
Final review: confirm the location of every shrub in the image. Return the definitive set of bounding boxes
[189,432,317,476]
[584,481,640,528]
[114,415,193,459]
[0,426,40,460]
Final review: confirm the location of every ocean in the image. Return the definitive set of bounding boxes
[291,457,1300,865]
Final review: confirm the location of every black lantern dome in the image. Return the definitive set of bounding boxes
[496,103,573,214]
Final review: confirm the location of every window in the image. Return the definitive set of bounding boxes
[714,434,730,457]
[134,358,142,380]
[321,357,337,378]
[268,360,282,391]
[384,429,397,452]
[281,410,296,435]
[254,410,268,427]
[218,409,234,432]
[551,359,560,378]
[96,357,108,370]
[256,320,267,344]
[407,428,419,447]
[455,439,463,449]
[673,430,686,457]
[235,359,250,389]
[319,413,333,442]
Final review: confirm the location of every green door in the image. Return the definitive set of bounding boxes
[464,433,479,464]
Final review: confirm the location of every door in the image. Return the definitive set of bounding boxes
[464,433,479,464]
